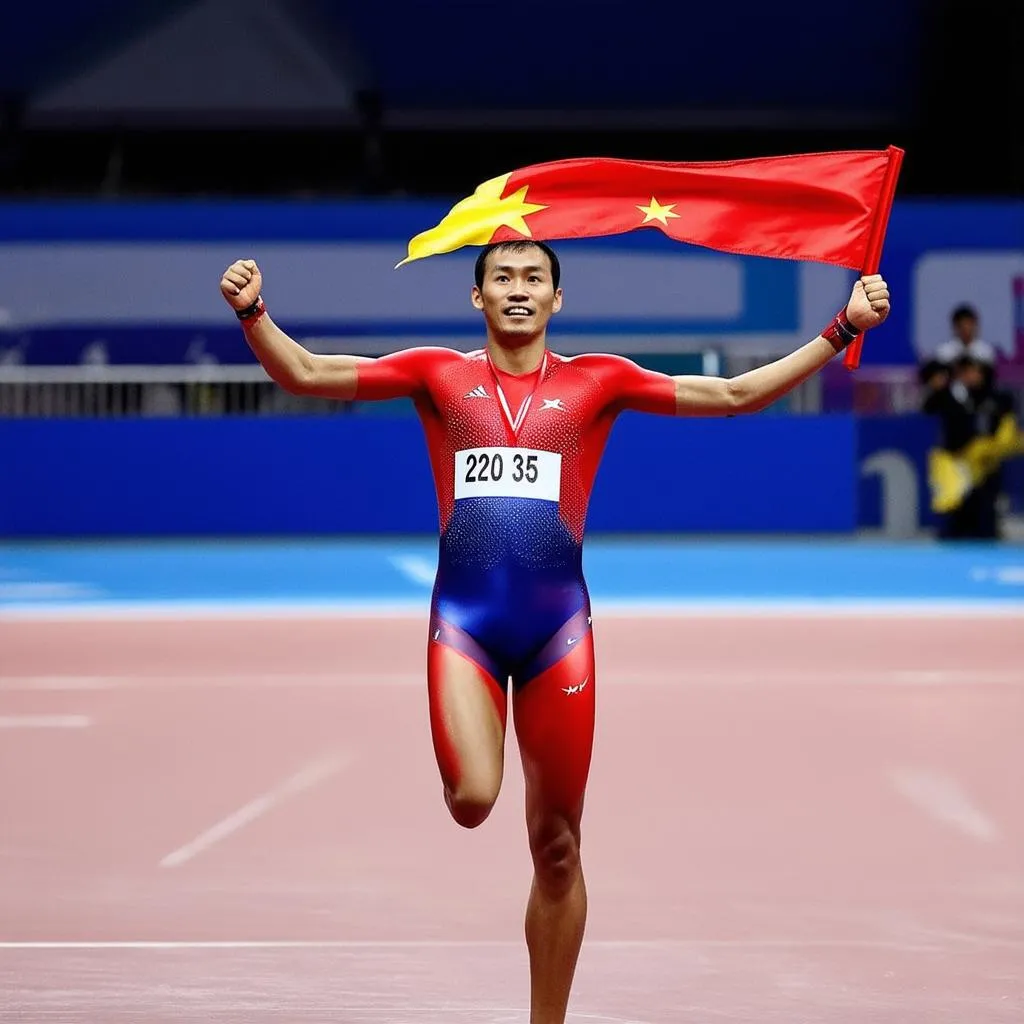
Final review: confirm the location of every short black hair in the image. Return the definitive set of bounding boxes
[951,303,978,323]
[474,240,560,290]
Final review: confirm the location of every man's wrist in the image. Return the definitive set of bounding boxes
[821,308,862,353]
[235,295,266,326]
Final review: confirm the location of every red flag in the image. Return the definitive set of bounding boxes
[399,146,904,368]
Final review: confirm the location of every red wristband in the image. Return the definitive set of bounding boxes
[821,308,861,353]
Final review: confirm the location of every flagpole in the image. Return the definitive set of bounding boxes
[843,146,906,370]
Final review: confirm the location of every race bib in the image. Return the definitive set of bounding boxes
[454,447,561,501]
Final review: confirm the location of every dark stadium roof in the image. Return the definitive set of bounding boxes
[4,0,925,128]
[1,0,1017,197]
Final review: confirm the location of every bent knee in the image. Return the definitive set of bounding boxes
[446,782,500,829]
[529,821,581,891]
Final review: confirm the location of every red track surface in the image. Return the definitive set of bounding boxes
[1,615,1022,1022]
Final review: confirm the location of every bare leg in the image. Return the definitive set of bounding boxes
[523,797,587,1024]
[428,640,507,828]
[513,634,595,1024]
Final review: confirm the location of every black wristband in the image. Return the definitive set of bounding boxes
[822,308,862,353]
[235,295,264,321]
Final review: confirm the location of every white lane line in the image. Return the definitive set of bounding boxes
[3,669,1024,692]
[970,566,1024,585]
[388,555,436,587]
[159,753,349,869]
[0,600,427,621]
[891,767,999,843]
[0,715,91,729]
[2,598,1023,621]
[0,937,1006,952]
[0,676,109,691]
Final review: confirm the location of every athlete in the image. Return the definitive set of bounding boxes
[219,242,890,1024]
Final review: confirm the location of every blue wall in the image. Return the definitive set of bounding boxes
[858,415,939,533]
[0,192,1011,538]
[0,414,857,537]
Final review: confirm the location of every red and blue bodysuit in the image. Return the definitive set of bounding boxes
[355,346,676,809]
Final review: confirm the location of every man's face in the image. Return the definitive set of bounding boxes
[953,315,978,344]
[471,246,562,344]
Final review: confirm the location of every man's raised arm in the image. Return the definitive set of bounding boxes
[220,258,441,402]
[673,274,891,416]
[220,259,360,398]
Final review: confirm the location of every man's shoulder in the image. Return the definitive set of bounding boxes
[389,346,485,375]
[400,346,482,362]
[554,352,638,373]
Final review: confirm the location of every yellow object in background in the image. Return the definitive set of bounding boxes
[928,414,1024,514]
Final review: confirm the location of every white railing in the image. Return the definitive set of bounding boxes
[1,360,991,419]
[0,364,345,418]
[0,360,820,418]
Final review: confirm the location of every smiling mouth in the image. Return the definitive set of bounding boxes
[503,307,533,318]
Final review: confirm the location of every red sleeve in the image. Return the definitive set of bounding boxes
[353,347,454,402]
[578,354,677,416]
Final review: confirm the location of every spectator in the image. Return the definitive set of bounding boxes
[924,349,1022,540]
[945,304,996,368]
[919,304,999,396]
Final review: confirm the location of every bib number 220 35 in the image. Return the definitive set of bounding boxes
[455,447,561,501]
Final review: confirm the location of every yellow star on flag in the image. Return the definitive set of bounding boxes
[396,173,548,267]
[636,196,680,226]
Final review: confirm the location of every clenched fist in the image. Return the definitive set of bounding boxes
[846,274,891,332]
[220,259,262,311]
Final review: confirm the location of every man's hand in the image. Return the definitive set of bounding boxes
[220,259,262,311]
[846,274,890,331]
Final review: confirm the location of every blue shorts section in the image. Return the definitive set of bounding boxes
[429,608,592,690]
[430,497,589,684]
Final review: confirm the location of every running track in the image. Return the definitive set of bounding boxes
[1,539,1022,1022]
